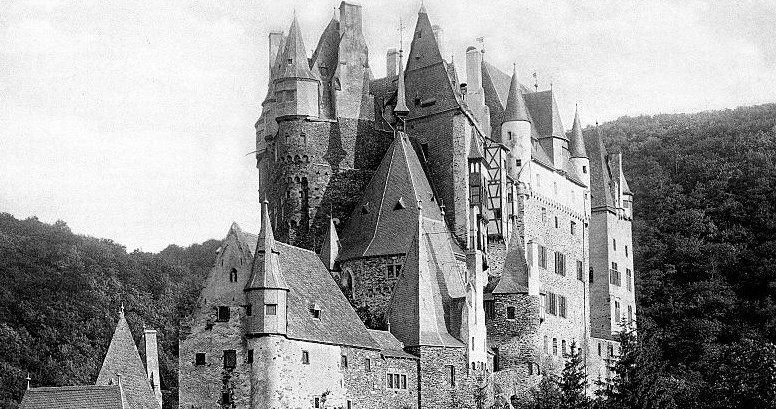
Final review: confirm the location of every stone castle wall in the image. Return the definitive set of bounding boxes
[408,346,475,409]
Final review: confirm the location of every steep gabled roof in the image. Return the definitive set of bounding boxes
[569,107,588,158]
[524,90,566,140]
[245,202,288,290]
[339,133,447,260]
[406,6,444,73]
[20,386,125,409]
[492,228,529,294]
[96,309,158,409]
[310,17,341,81]
[276,242,380,349]
[276,15,317,81]
[318,216,340,270]
[585,128,616,208]
[367,329,418,359]
[388,218,466,348]
[503,66,531,123]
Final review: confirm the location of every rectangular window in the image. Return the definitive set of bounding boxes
[302,350,310,364]
[614,301,621,323]
[247,349,254,364]
[555,252,566,276]
[546,292,557,316]
[554,216,559,228]
[507,306,516,319]
[223,350,236,369]
[341,355,348,369]
[625,245,629,257]
[553,338,558,355]
[484,300,495,320]
[347,400,352,409]
[562,340,567,356]
[541,207,547,223]
[217,306,230,322]
[401,374,407,389]
[221,392,231,405]
[610,268,621,286]
[626,269,632,291]
[577,260,583,281]
[527,362,534,375]
[246,304,252,316]
[539,245,547,269]
[589,267,594,283]
[314,397,320,408]
[385,257,402,279]
[394,374,400,389]
[539,294,546,321]
[387,373,393,389]
[613,239,617,251]
[448,365,456,386]
[265,304,277,315]
[195,353,206,366]
[628,305,633,324]
[544,336,549,354]
[559,295,567,318]
[571,221,576,235]
[365,358,371,372]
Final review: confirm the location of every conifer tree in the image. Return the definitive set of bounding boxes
[559,341,588,409]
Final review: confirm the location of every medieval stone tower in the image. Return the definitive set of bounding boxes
[178,2,638,407]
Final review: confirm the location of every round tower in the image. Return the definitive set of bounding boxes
[501,65,532,185]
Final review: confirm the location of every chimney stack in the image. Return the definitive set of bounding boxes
[143,328,163,408]
[386,48,399,77]
[339,1,363,34]
[466,46,482,91]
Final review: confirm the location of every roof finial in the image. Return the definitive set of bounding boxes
[119,301,125,317]
[439,199,446,217]
[25,372,31,390]
[532,72,538,92]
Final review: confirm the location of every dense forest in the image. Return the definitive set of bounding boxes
[1,103,776,408]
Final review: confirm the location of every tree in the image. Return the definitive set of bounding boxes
[558,342,588,409]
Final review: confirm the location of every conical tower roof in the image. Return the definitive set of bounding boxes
[319,215,340,270]
[245,201,288,290]
[493,228,529,294]
[96,307,159,409]
[502,65,530,123]
[276,15,316,81]
[570,106,588,158]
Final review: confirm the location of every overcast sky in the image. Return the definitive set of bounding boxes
[1,0,774,252]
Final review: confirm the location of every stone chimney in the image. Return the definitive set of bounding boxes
[143,328,163,408]
[386,48,399,77]
[466,46,482,91]
[339,1,363,34]
[268,31,284,74]
[432,25,445,59]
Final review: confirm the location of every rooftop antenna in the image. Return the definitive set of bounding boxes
[532,72,538,92]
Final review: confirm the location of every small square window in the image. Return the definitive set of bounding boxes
[506,306,516,319]
[216,306,230,322]
[265,304,277,315]
[582,165,587,174]
[195,353,206,366]
[223,350,236,369]
[311,308,321,320]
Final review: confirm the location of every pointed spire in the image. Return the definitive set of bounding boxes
[419,0,427,14]
[319,215,340,270]
[277,14,316,81]
[394,50,410,118]
[502,64,530,123]
[246,201,288,290]
[570,105,588,158]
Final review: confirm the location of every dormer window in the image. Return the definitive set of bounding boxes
[310,304,321,320]
[287,58,293,65]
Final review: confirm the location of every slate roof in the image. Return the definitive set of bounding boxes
[367,330,418,359]
[585,128,616,209]
[482,60,529,107]
[276,241,380,349]
[20,386,125,409]
[502,66,531,123]
[492,228,529,294]
[395,51,410,115]
[339,132,449,261]
[524,90,566,140]
[276,15,317,81]
[310,17,340,82]
[569,107,588,158]
[388,218,466,348]
[246,202,288,290]
[96,310,159,409]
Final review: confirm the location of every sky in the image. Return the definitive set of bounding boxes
[1,0,775,252]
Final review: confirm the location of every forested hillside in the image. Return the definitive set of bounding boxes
[1,103,776,408]
[591,103,776,408]
[0,214,220,408]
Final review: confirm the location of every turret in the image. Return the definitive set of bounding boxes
[501,66,532,184]
[244,201,289,336]
[465,46,491,136]
[569,106,590,189]
[274,15,319,119]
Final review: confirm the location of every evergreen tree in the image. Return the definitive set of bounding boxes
[558,342,588,409]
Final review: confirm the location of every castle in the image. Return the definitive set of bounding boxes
[179,2,636,408]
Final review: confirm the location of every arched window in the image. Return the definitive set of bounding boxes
[229,268,237,283]
[303,155,309,163]
[294,155,301,163]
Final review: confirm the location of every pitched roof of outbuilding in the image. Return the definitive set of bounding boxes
[96,309,158,409]
[275,242,380,350]
[20,386,125,409]
[367,330,418,359]
[339,132,450,261]
[388,219,466,348]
